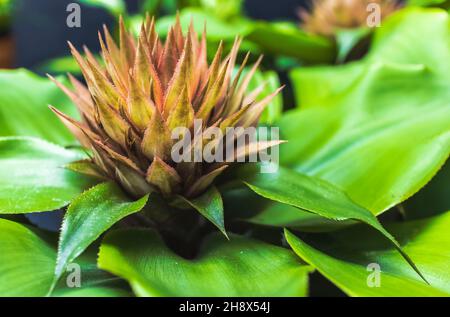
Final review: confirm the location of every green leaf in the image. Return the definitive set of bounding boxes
[52,244,133,297]
[239,165,427,283]
[180,186,228,238]
[246,21,335,64]
[368,9,449,72]
[0,69,79,145]
[404,161,450,220]
[54,182,148,285]
[221,184,353,232]
[286,8,450,214]
[98,229,312,296]
[37,55,82,75]
[247,200,355,232]
[0,218,56,296]
[407,0,449,7]
[155,8,253,41]
[221,175,357,232]
[77,0,126,17]
[285,211,450,296]
[335,27,371,63]
[0,137,97,214]
[0,218,129,297]
[197,0,243,20]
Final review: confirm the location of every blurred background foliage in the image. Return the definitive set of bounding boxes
[0,0,448,70]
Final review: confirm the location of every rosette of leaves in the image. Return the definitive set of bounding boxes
[0,7,449,297]
[49,16,283,202]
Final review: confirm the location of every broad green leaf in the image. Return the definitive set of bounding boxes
[140,0,162,15]
[54,182,148,284]
[77,0,126,17]
[368,9,449,74]
[37,55,82,75]
[0,69,79,145]
[246,200,354,232]
[404,160,450,220]
[0,218,130,297]
[286,8,450,214]
[180,186,227,238]
[246,21,335,64]
[98,229,312,296]
[285,211,450,296]
[239,165,426,282]
[221,183,353,232]
[0,137,97,214]
[335,28,371,63]
[0,218,56,296]
[52,244,132,297]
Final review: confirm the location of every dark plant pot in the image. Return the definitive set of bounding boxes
[0,32,14,68]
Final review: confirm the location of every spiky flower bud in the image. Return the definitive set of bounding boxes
[50,16,282,199]
[300,0,400,37]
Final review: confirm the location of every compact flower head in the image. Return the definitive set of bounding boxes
[50,16,282,199]
[300,0,400,37]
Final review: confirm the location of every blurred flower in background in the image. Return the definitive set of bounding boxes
[299,0,400,37]
[0,0,14,68]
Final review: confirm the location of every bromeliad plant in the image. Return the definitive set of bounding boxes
[49,16,282,201]
[2,17,291,296]
[0,7,449,297]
